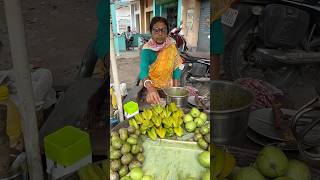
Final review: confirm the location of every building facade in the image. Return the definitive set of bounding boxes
[111,0,210,52]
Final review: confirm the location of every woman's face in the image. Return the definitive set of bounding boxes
[151,22,168,44]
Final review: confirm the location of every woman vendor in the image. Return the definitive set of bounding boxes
[139,17,184,105]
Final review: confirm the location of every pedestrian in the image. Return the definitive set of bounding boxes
[125,26,134,50]
[211,0,237,80]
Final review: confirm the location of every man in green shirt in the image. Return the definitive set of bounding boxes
[125,26,134,50]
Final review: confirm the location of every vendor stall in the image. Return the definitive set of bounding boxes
[3,0,320,178]
[64,78,320,179]
[99,80,320,180]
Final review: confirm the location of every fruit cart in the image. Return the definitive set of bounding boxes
[57,80,320,180]
[58,99,211,180]
[110,121,210,179]
[40,74,320,180]
[102,98,318,180]
[107,80,320,180]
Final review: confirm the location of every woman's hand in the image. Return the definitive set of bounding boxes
[173,79,180,87]
[146,86,161,104]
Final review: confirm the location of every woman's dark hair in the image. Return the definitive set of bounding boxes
[149,16,169,34]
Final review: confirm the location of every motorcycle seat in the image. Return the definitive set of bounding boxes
[181,52,210,62]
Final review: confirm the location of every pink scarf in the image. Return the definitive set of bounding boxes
[143,37,176,52]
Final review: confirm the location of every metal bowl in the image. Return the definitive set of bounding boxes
[211,80,255,146]
[163,87,188,108]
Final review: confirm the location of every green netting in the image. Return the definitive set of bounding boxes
[141,138,207,180]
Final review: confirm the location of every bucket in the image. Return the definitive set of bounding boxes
[211,80,255,146]
[162,87,188,108]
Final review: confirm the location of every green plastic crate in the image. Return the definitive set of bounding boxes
[44,126,91,166]
[124,101,139,115]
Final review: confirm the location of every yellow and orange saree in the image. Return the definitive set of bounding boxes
[143,37,183,89]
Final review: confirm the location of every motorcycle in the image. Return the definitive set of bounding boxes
[179,32,210,86]
[169,26,188,53]
[180,51,210,86]
[222,0,320,90]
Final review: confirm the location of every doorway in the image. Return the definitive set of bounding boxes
[136,14,140,33]
[146,11,153,33]
[165,6,178,30]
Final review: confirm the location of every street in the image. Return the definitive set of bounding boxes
[0,0,98,87]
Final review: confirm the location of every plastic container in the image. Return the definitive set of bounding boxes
[110,88,117,109]
[0,85,22,146]
[120,83,127,96]
[44,126,91,166]
[123,101,139,119]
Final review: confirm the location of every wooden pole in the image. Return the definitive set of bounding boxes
[3,0,44,179]
[110,19,124,122]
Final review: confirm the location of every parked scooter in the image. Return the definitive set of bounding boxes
[169,25,188,53]
[179,33,210,87]
[222,0,320,90]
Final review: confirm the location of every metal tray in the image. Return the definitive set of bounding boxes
[248,108,319,141]
[247,128,298,151]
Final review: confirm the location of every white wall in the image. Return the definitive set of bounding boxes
[116,6,131,33]
[181,0,201,49]
[116,3,141,33]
